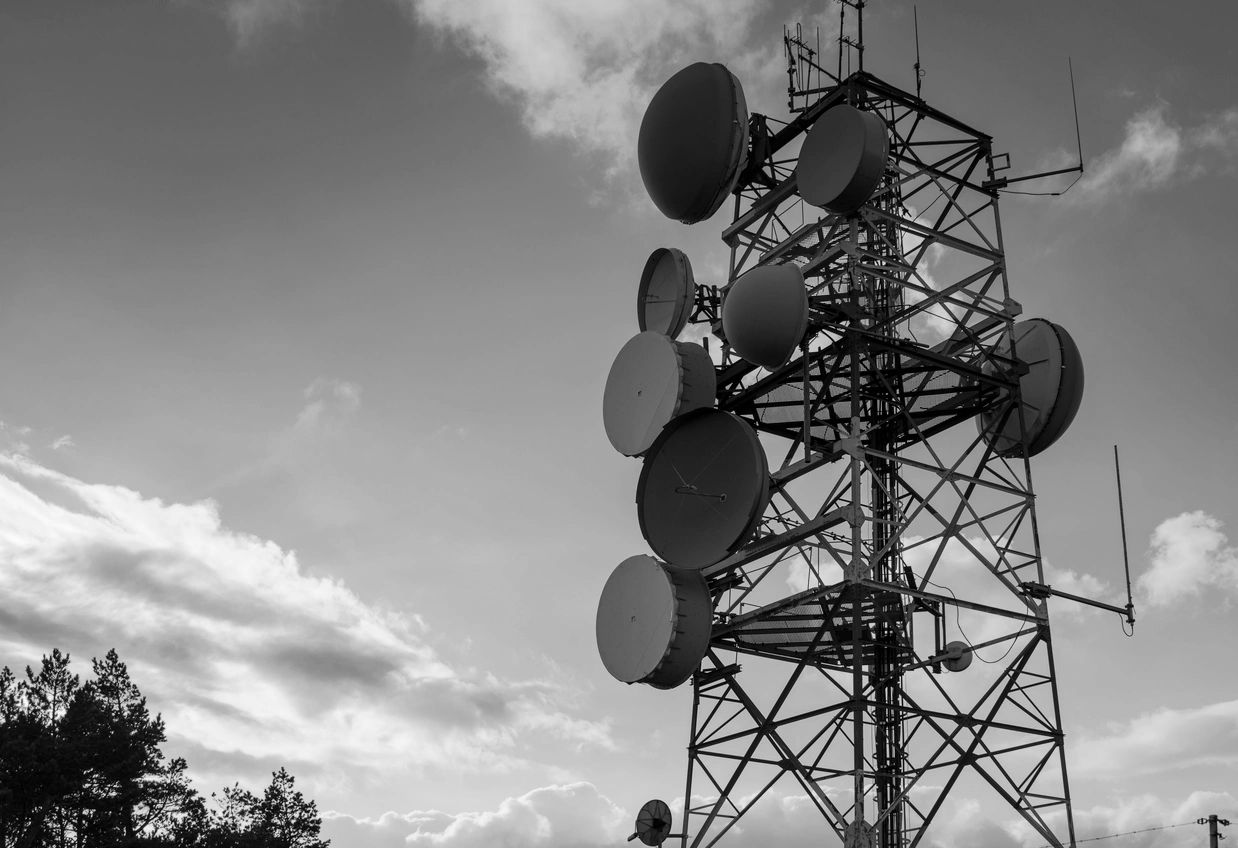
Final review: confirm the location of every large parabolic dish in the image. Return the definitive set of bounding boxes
[978,318,1085,457]
[595,555,713,689]
[797,104,889,214]
[721,262,810,369]
[603,331,716,457]
[638,247,695,339]
[637,408,770,569]
[637,62,749,224]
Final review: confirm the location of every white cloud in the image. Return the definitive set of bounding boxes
[404,0,779,180]
[1067,791,1238,848]
[1043,562,1112,621]
[328,786,992,848]
[0,419,32,456]
[294,377,362,435]
[1072,699,1238,779]
[0,453,612,795]
[928,797,1023,848]
[932,790,1238,848]
[904,240,962,345]
[213,0,336,46]
[1077,105,1182,199]
[322,779,1231,848]
[1074,104,1238,201]
[323,782,628,848]
[1139,510,1238,607]
[210,377,371,526]
[49,434,76,451]
[197,0,791,185]
[1190,108,1238,161]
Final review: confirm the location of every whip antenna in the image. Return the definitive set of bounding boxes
[913,6,925,98]
[1115,444,1136,629]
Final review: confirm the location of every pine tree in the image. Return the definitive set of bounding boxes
[0,649,330,848]
[255,769,328,848]
[85,649,169,841]
[8,649,85,847]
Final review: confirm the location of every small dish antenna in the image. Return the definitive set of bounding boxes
[942,640,973,672]
[721,262,810,369]
[638,63,749,224]
[637,408,770,569]
[629,799,674,846]
[638,247,695,338]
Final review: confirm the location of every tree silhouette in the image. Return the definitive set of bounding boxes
[0,649,330,848]
[255,769,328,848]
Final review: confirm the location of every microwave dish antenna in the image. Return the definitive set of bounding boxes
[629,799,675,846]
[638,63,749,224]
[603,332,715,457]
[638,247,696,338]
[721,263,810,369]
[596,555,712,689]
[636,409,770,570]
[978,318,1085,457]
[797,104,889,213]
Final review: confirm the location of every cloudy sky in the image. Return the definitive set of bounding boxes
[2,1,1237,846]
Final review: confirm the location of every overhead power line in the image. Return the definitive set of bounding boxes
[1031,820,1198,848]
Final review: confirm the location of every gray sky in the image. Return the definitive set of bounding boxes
[2,1,1237,846]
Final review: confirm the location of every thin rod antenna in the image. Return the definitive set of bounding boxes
[1068,57,1084,168]
[837,2,844,80]
[857,0,864,73]
[836,0,866,81]
[1114,445,1136,627]
[913,5,923,98]
[983,58,1087,192]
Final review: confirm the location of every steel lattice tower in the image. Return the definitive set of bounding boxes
[599,9,1119,848]
[678,35,1076,848]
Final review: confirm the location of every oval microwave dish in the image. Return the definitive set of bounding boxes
[978,318,1085,458]
[638,62,749,224]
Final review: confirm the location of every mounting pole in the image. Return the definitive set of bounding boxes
[1199,815,1232,848]
[837,0,866,78]
[857,0,864,73]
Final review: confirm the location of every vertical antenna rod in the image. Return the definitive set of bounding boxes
[837,0,866,79]
[1114,445,1136,627]
[857,0,864,72]
[913,5,924,98]
[837,1,845,80]
[1069,57,1084,167]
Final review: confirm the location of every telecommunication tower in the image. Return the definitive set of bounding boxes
[597,5,1134,848]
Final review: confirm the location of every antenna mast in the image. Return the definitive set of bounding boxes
[837,0,866,78]
[601,6,1130,848]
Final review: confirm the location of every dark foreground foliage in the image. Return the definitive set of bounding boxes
[0,648,329,848]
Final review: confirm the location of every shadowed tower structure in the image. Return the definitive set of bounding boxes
[597,5,1131,848]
